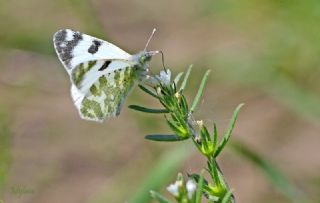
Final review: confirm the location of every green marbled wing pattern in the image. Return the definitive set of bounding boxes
[78,64,140,122]
[71,60,97,88]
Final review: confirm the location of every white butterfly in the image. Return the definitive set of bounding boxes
[53,28,158,122]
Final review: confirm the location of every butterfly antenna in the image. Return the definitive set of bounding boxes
[144,28,156,51]
[159,50,167,71]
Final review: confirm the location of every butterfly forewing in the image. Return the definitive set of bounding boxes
[53,29,131,71]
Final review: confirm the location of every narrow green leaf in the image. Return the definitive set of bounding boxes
[172,81,178,93]
[180,64,193,91]
[212,123,218,148]
[180,94,189,114]
[128,105,169,114]
[221,190,233,203]
[214,103,244,158]
[174,72,184,86]
[166,118,180,132]
[195,170,205,203]
[170,111,187,129]
[200,125,211,141]
[190,70,211,113]
[231,140,308,203]
[145,134,187,142]
[150,190,172,203]
[207,159,222,188]
[166,118,188,137]
[138,84,159,99]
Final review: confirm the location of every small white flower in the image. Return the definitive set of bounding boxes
[167,181,179,197]
[145,69,172,87]
[157,69,171,86]
[174,92,180,99]
[186,179,197,199]
[196,120,204,127]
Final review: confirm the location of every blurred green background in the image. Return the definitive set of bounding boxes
[0,0,320,202]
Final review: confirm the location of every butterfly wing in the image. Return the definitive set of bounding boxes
[53,29,140,122]
[72,61,140,122]
[53,29,131,72]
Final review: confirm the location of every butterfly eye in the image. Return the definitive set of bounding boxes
[140,55,152,64]
[140,56,146,63]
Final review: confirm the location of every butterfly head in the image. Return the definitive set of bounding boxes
[138,50,159,64]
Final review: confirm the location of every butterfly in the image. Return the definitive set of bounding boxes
[53,28,159,122]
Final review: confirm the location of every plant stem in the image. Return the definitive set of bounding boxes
[187,112,236,202]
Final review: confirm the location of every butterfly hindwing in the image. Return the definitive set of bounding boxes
[74,63,139,122]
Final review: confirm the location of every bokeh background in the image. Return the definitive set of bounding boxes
[0,0,320,203]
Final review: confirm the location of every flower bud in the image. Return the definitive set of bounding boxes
[186,179,197,199]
